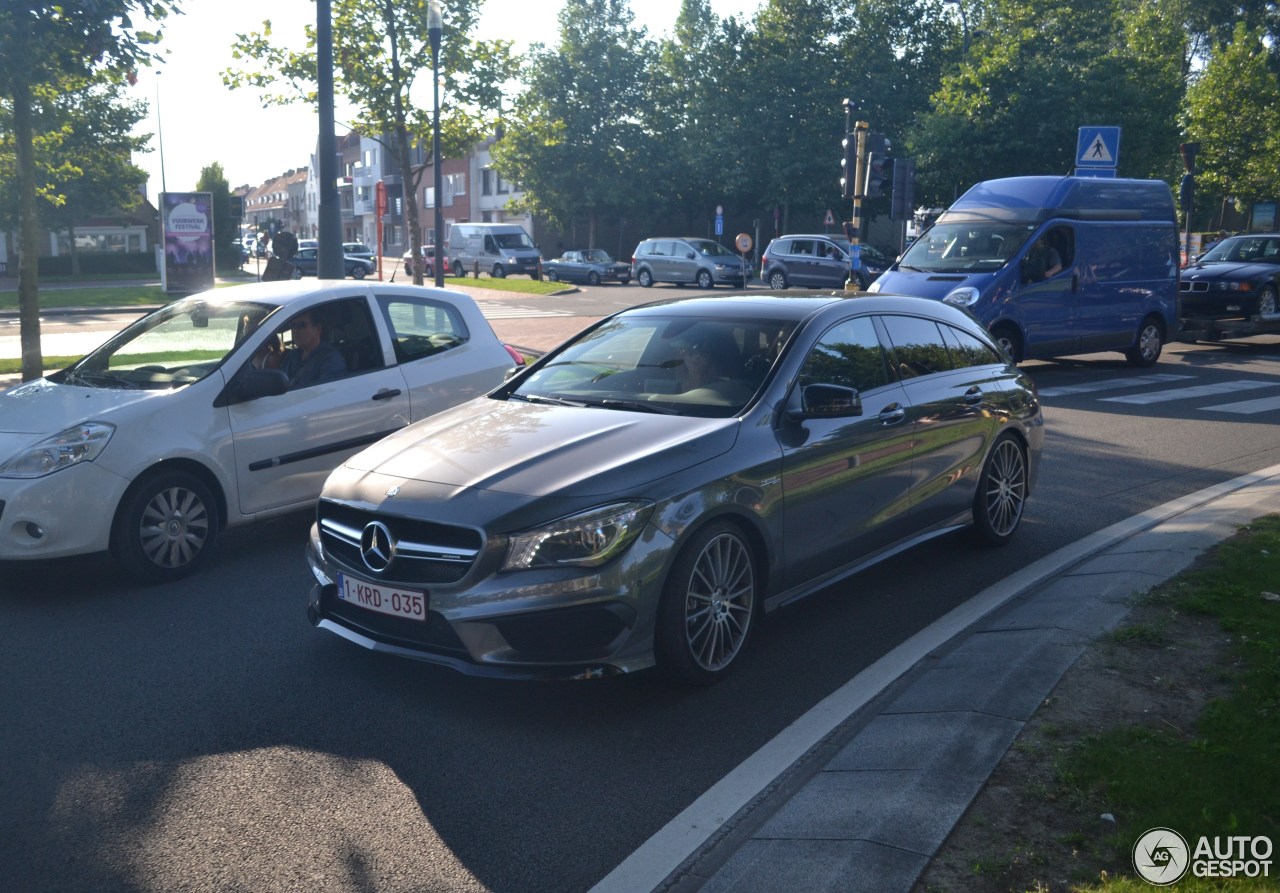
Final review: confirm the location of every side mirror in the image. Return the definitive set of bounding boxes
[787,383,862,420]
[216,368,289,407]
[687,252,696,260]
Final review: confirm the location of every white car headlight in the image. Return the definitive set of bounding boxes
[944,286,981,307]
[866,279,883,293]
[0,422,115,478]
[503,501,653,570]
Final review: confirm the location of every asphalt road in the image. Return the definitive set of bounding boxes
[2,284,1279,892]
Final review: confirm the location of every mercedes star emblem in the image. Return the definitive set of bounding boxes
[360,521,396,573]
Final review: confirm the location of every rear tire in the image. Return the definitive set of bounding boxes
[453,261,465,278]
[972,435,1027,546]
[546,269,559,282]
[654,521,758,686]
[1125,316,1164,367]
[638,268,654,288]
[112,470,219,583]
[768,270,788,289]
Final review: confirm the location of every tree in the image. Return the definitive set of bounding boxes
[224,0,515,284]
[1184,22,1280,216]
[0,0,176,382]
[492,0,657,248]
[910,0,1185,205]
[197,162,238,272]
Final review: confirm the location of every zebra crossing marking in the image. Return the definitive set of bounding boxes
[1036,374,1193,398]
[1099,379,1274,405]
[474,301,572,320]
[1201,395,1280,414]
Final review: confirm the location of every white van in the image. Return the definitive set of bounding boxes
[448,223,542,279]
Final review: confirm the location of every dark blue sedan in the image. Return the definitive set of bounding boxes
[544,249,631,285]
[1181,233,1280,339]
[291,247,375,280]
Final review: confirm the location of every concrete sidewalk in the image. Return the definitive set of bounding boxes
[588,465,1280,893]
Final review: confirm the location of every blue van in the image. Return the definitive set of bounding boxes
[868,176,1180,366]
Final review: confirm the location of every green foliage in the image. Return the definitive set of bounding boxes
[197,163,239,272]
[1184,22,1280,209]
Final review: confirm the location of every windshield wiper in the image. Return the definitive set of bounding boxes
[897,264,922,272]
[576,396,681,415]
[508,392,585,407]
[64,369,138,389]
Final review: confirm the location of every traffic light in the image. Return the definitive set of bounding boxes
[891,158,916,220]
[1179,142,1200,174]
[840,132,856,198]
[865,154,891,199]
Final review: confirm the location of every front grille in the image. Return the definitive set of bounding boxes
[1180,280,1210,292]
[318,500,483,586]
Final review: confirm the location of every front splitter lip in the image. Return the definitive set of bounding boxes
[310,615,625,681]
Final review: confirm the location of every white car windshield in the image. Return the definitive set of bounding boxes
[493,232,535,250]
[897,222,1036,273]
[509,315,797,419]
[56,298,278,390]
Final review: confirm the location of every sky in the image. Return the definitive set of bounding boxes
[129,0,759,201]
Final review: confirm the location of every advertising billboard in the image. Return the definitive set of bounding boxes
[161,192,215,295]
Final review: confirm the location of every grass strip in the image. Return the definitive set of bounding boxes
[1068,515,1280,891]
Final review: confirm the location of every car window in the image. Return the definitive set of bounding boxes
[643,242,664,257]
[790,239,816,257]
[880,315,952,378]
[61,298,277,390]
[796,316,891,393]
[939,324,1003,368]
[688,239,734,257]
[377,294,470,363]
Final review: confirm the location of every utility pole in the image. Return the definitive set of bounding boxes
[841,99,868,290]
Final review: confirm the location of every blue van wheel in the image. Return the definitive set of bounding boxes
[992,325,1022,364]
[1125,317,1164,367]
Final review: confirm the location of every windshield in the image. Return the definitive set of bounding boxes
[508,314,797,418]
[493,232,535,250]
[580,249,612,263]
[1199,235,1280,265]
[54,298,278,390]
[897,222,1037,273]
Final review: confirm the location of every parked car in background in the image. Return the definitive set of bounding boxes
[343,242,375,262]
[1179,232,1280,341]
[401,245,436,278]
[0,280,524,581]
[632,237,753,289]
[544,248,631,285]
[762,235,892,291]
[229,240,249,266]
[306,292,1042,684]
[291,247,376,279]
[448,223,542,279]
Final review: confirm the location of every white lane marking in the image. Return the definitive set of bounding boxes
[1100,379,1274,404]
[1036,374,1193,398]
[1201,395,1280,414]
[474,301,571,319]
[588,464,1280,893]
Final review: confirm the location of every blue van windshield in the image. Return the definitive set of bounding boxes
[898,223,1036,273]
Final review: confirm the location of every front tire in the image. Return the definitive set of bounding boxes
[1256,285,1278,320]
[492,264,506,279]
[1125,316,1164,367]
[655,521,758,686]
[453,261,465,278]
[587,270,601,286]
[696,270,714,289]
[991,325,1023,365]
[350,265,367,280]
[112,470,219,582]
[972,435,1027,546]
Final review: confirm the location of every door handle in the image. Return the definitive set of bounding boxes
[964,385,983,405]
[878,403,907,425]
[372,388,402,401]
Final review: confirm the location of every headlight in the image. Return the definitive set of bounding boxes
[944,287,981,306]
[866,279,883,293]
[0,422,115,478]
[1223,281,1255,292]
[503,501,653,570]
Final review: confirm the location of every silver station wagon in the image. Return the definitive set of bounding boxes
[306,293,1044,684]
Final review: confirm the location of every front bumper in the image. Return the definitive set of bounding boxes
[0,461,129,560]
[305,521,673,679]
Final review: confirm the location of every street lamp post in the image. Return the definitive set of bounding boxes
[428,1,445,288]
[944,0,970,54]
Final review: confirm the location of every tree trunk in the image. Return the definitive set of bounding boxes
[13,78,44,383]
[69,225,81,277]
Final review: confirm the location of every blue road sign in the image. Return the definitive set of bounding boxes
[1077,126,1120,168]
[715,215,724,236]
[1074,167,1117,178]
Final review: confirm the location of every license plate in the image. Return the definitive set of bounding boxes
[337,573,427,622]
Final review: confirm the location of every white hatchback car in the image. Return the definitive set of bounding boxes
[0,280,523,581]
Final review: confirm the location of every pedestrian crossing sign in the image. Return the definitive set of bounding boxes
[1077,126,1121,168]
